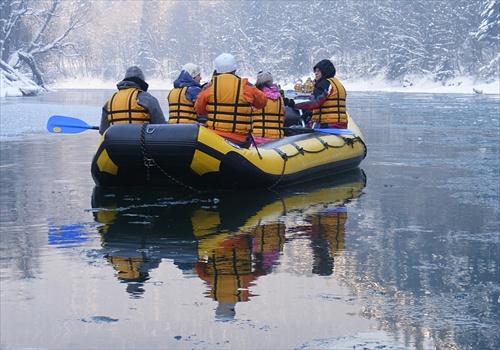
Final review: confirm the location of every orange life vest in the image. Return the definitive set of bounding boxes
[206,74,253,134]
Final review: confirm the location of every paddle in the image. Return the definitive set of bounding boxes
[282,126,356,136]
[46,115,356,136]
[47,115,99,134]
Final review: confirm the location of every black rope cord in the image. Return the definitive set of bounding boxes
[266,135,363,189]
[267,149,288,189]
[140,124,201,193]
[282,135,362,159]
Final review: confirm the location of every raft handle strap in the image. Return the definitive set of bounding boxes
[249,132,263,159]
[291,142,304,155]
[344,137,355,147]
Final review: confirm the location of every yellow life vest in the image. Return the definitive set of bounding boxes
[106,88,149,125]
[252,97,285,139]
[294,83,303,92]
[311,77,347,124]
[206,74,252,134]
[107,255,146,280]
[251,222,286,254]
[167,86,198,124]
[303,79,314,93]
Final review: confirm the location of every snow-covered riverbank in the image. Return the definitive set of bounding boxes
[2,75,498,98]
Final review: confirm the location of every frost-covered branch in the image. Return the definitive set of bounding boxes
[1,0,93,94]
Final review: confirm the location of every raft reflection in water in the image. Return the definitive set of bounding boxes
[91,168,366,319]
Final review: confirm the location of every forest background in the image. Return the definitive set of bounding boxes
[1,0,498,96]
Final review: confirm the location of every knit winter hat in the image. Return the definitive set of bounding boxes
[256,71,273,86]
[182,63,201,78]
[124,66,145,81]
[214,53,237,74]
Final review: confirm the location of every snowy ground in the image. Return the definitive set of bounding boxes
[345,75,499,94]
[1,74,499,98]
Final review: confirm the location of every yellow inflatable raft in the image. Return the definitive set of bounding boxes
[91,116,366,189]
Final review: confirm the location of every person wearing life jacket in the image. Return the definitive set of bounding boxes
[194,53,268,148]
[100,66,166,135]
[308,205,347,276]
[251,71,286,144]
[294,80,303,93]
[290,59,348,129]
[303,77,314,93]
[168,63,205,124]
[194,233,267,321]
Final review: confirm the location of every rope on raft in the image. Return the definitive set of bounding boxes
[140,124,202,193]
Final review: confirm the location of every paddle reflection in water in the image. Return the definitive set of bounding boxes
[91,168,366,319]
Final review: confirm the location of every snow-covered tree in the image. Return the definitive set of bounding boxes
[0,0,92,94]
[1,0,497,95]
[474,0,500,82]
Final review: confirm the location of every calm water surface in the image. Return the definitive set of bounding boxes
[1,90,499,350]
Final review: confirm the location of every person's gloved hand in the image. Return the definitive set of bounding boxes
[284,98,295,108]
[301,110,312,124]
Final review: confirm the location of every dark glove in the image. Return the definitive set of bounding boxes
[301,110,312,124]
[284,98,295,108]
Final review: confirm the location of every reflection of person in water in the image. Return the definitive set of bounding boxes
[308,205,347,276]
[194,220,285,321]
[105,251,160,298]
[93,194,161,298]
[251,221,286,273]
[195,234,265,321]
[91,187,198,299]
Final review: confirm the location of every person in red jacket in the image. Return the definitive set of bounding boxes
[289,59,348,129]
[194,53,267,148]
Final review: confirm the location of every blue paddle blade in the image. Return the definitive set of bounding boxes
[315,128,356,135]
[47,115,98,134]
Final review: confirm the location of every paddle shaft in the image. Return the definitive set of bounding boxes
[281,126,355,136]
[47,115,354,136]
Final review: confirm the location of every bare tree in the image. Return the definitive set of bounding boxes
[0,0,92,93]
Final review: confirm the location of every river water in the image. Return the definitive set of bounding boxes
[0,90,499,350]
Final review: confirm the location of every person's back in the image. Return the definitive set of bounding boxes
[194,53,267,148]
[252,71,285,141]
[206,73,252,134]
[167,63,203,124]
[100,66,166,135]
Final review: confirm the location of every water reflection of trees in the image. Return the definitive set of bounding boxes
[91,168,366,319]
[333,177,500,349]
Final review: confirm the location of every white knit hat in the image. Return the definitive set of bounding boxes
[214,53,237,74]
[256,71,273,86]
[124,66,145,81]
[182,63,200,78]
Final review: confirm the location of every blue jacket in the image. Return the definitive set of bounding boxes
[173,71,202,103]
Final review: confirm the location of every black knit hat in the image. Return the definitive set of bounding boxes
[125,66,145,81]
